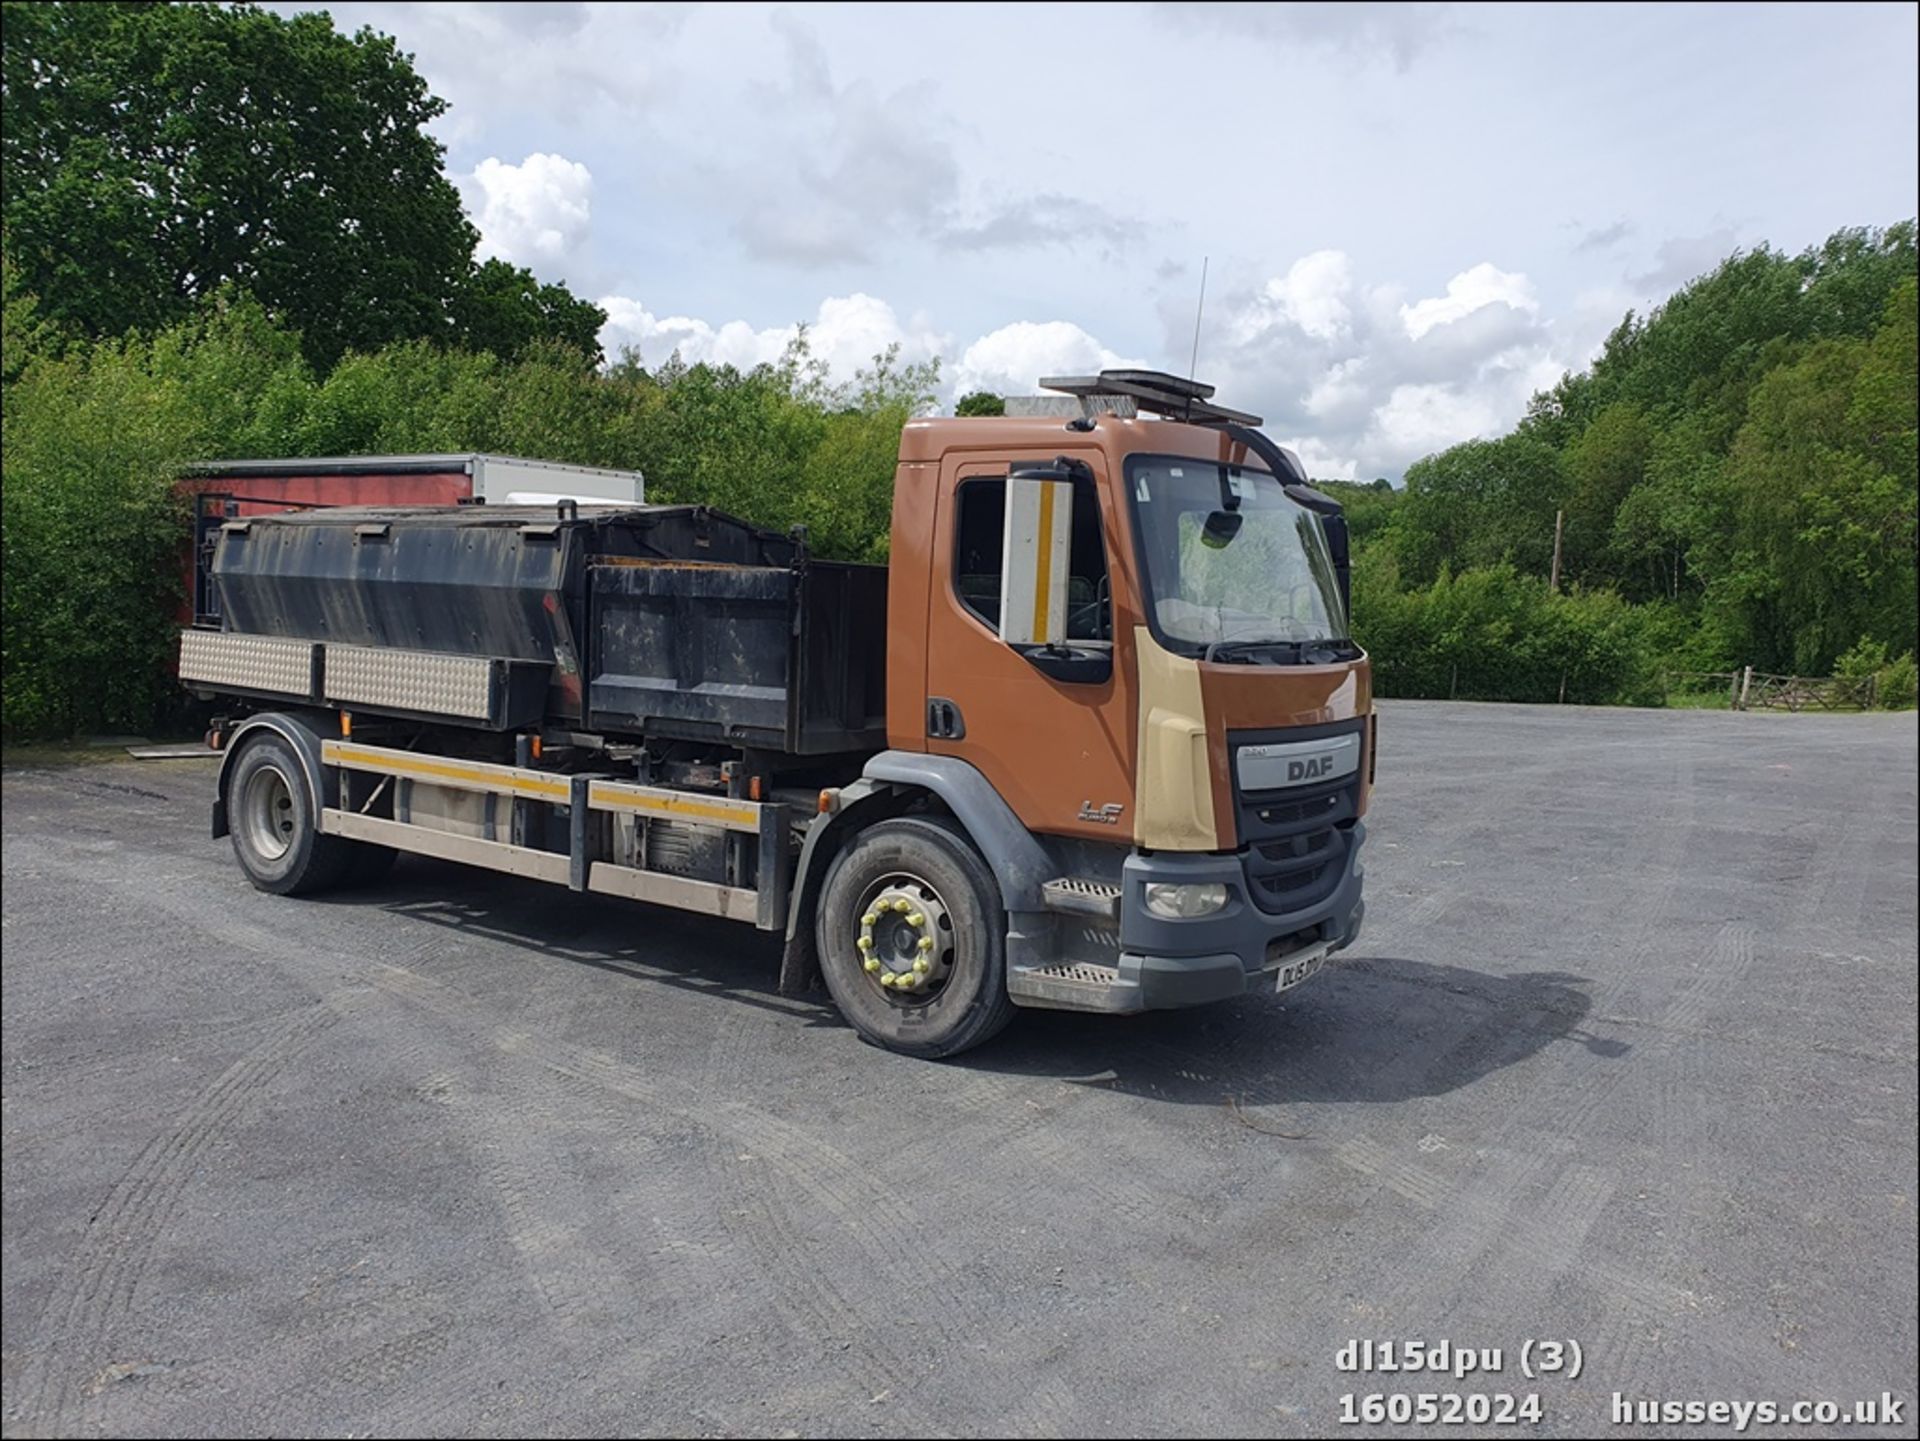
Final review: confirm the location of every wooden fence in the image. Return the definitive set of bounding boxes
[1663,667,1879,711]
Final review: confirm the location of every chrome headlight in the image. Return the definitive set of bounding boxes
[1143,881,1229,919]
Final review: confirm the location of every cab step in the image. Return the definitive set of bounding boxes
[1041,876,1122,921]
[1006,962,1141,1013]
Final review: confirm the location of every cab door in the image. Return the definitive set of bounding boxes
[923,449,1138,841]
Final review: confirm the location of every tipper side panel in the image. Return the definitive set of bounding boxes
[588,561,796,749]
[203,504,889,756]
[215,511,571,661]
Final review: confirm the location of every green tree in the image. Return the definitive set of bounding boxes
[1,250,65,386]
[1,2,601,370]
[1394,434,1563,585]
[450,259,607,366]
[1,294,315,735]
[955,390,1005,417]
[1719,282,1918,672]
[1560,402,1652,584]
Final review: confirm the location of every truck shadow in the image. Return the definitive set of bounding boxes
[974,954,1625,1106]
[329,861,1624,1105]
[330,859,826,1027]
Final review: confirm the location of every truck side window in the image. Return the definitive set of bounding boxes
[953,474,1111,641]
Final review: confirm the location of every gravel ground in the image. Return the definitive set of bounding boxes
[3,700,1915,1439]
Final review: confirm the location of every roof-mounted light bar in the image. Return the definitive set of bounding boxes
[1039,368,1264,428]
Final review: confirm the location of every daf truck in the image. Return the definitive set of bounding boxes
[180,370,1374,1057]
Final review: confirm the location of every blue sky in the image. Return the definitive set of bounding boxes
[282,1,1917,478]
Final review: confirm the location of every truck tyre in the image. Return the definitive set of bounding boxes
[816,816,1016,1058]
[225,732,353,896]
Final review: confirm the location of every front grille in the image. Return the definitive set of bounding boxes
[1258,832,1332,864]
[1254,863,1332,902]
[1250,789,1343,829]
[1244,826,1351,914]
[1230,721,1365,915]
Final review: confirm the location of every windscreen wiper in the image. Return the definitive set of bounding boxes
[1203,635,1305,663]
[1203,636,1352,665]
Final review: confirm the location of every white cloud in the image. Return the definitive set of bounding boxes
[285,2,689,147]
[1304,357,1373,423]
[1399,262,1538,339]
[949,321,1134,400]
[598,292,946,389]
[598,297,1140,411]
[464,153,594,266]
[1278,437,1361,483]
[717,13,1140,268]
[1370,382,1506,458]
[1195,251,1574,480]
[1633,225,1744,292]
[1265,250,1356,341]
[600,258,1573,478]
[1164,2,1462,71]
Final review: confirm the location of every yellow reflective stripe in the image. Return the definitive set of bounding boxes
[587,782,758,829]
[320,741,762,827]
[322,741,570,799]
[1032,479,1055,635]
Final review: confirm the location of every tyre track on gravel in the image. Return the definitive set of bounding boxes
[696,1002,1082,1436]
[367,963,1071,1435]
[10,1000,341,1438]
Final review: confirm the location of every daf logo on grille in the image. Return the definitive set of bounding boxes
[1236,733,1361,791]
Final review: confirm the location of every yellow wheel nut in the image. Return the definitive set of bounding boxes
[879,971,896,987]
[857,935,872,952]
[861,912,878,927]
[895,898,911,912]
[912,958,930,975]
[918,936,935,952]
[863,957,882,974]
[907,912,924,927]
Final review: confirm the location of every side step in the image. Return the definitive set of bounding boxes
[1007,962,1142,1014]
[1041,876,1122,921]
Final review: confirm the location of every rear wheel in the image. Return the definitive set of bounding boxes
[816,816,1016,1058]
[226,733,353,895]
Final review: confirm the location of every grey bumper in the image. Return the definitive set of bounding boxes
[1007,823,1366,1013]
[1121,822,1365,1008]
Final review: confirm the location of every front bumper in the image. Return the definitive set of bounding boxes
[1122,823,1365,1008]
[1006,822,1365,1013]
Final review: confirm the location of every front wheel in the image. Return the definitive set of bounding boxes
[816,816,1016,1058]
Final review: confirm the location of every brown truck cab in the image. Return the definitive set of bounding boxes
[184,370,1370,1058]
[846,370,1371,1036]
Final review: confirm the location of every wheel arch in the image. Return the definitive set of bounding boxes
[777,751,1055,996]
[213,711,332,839]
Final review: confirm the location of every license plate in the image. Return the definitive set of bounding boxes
[1274,947,1327,994]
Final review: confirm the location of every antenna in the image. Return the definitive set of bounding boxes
[1185,257,1209,419]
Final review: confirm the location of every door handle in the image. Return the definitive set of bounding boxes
[926,697,966,739]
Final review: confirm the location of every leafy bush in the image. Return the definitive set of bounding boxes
[4,335,196,735]
[1357,559,1658,706]
[1833,636,1890,681]
[1876,652,1917,709]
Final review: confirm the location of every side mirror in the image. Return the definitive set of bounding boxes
[998,471,1073,647]
[1322,511,1352,619]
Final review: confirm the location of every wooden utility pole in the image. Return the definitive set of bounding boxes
[1549,509,1564,592]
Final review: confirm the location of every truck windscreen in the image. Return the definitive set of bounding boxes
[1126,455,1352,659]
